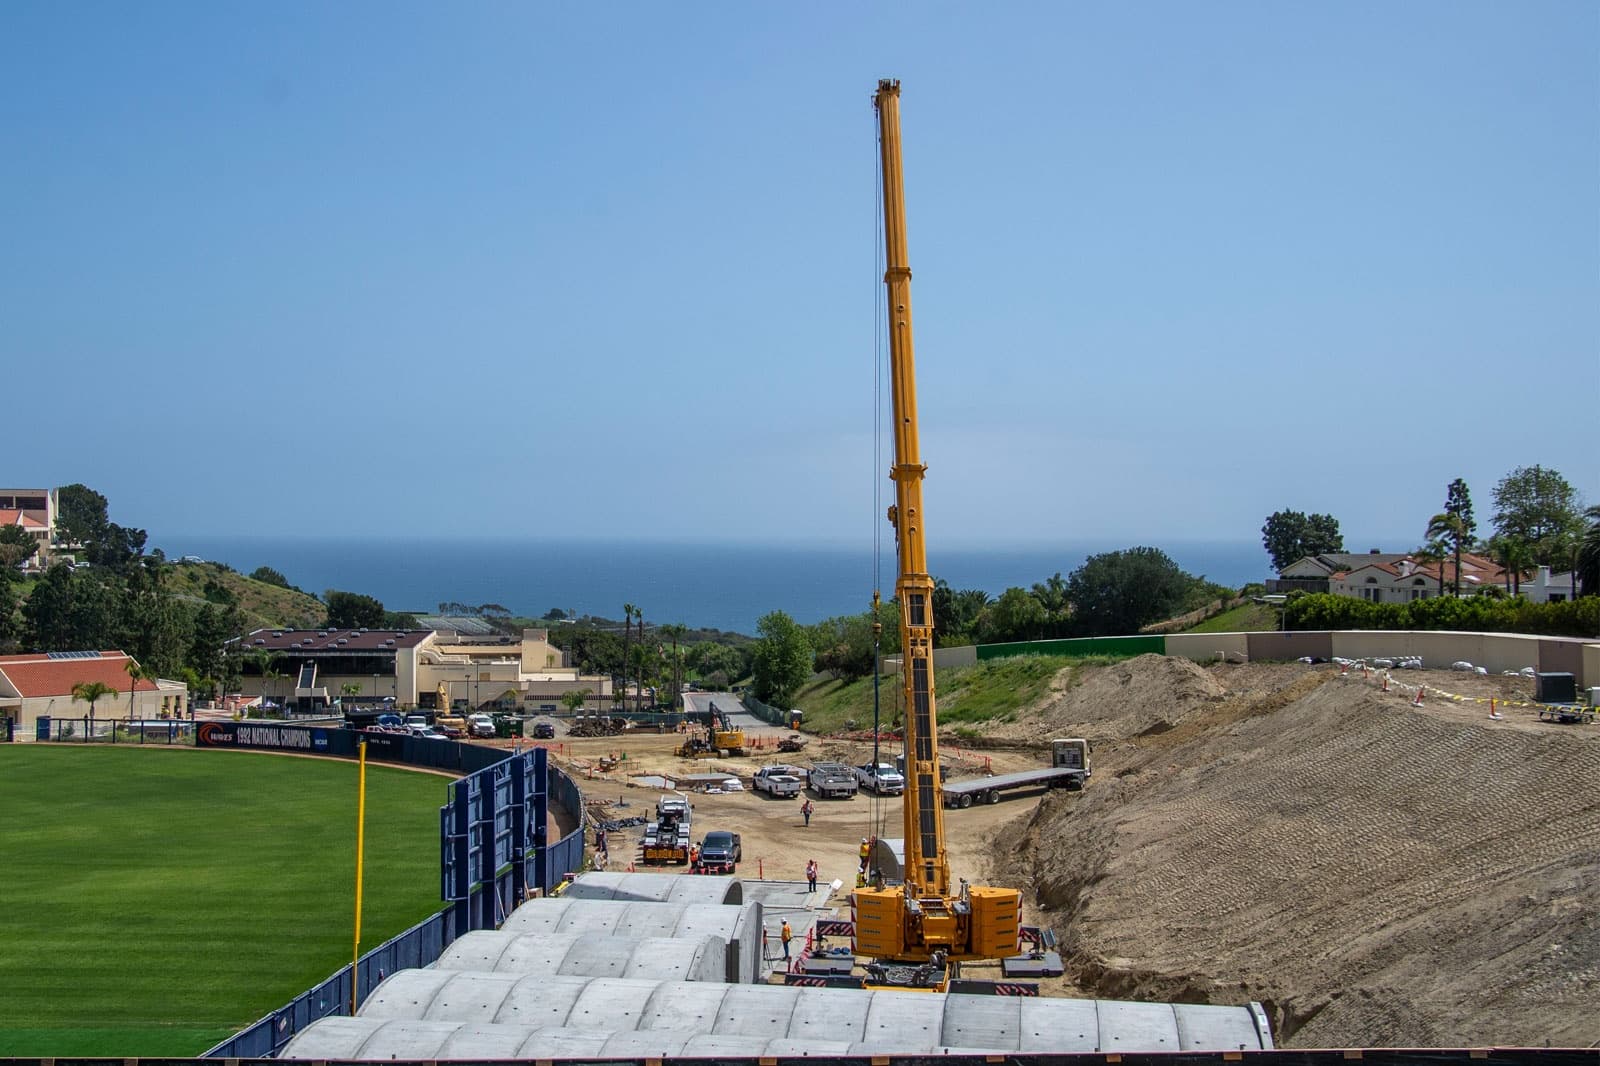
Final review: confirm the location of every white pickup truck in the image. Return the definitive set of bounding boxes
[855,761,906,795]
[751,765,805,798]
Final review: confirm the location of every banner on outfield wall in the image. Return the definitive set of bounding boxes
[195,721,332,753]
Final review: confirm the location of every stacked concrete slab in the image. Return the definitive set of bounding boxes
[281,977,1273,1056]
[278,872,1274,1058]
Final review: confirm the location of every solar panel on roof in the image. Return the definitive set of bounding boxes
[47,650,103,659]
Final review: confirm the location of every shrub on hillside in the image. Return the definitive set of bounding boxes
[1284,592,1599,639]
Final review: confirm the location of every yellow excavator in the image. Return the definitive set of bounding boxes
[675,700,746,758]
[851,80,1023,991]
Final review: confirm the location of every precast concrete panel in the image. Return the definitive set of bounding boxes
[436,1022,537,1058]
[625,935,727,982]
[638,980,731,1030]
[434,929,517,971]
[567,976,659,1030]
[597,1029,695,1056]
[511,1027,615,1057]
[496,895,577,934]
[564,871,742,905]
[471,932,577,973]
[680,1033,787,1056]
[1173,1001,1274,1051]
[1097,999,1182,1052]
[940,993,1022,1048]
[613,900,692,937]
[766,1037,857,1055]
[493,973,589,1025]
[1018,995,1100,1052]
[711,982,802,1036]
[863,989,945,1047]
[357,968,457,1019]
[558,933,642,978]
[349,1019,460,1059]
[554,900,631,935]
[785,985,872,1042]
[279,1016,381,1058]
[427,971,523,1022]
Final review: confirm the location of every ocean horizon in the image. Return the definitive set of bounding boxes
[150,535,1275,635]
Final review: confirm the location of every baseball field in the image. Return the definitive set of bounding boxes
[0,745,446,1057]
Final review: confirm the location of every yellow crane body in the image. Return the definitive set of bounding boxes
[854,79,1022,976]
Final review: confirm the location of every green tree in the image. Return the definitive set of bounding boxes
[1030,572,1072,637]
[0,524,39,569]
[1261,510,1344,572]
[250,565,291,588]
[71,679,118,735]
[123,657,156,720]
[1577,506,1600,599]
[1444,478,1477,544]
[54,484,109,548]
[1492,465,1586,566]
[250,650,285,708]
[932,579,989,645]
[691,642,748,689]
[340,681,363,702]
[808,611,880,681]
[1486,534,1532,595]
[324,589,385,629]
[976,587,1047,644]
[621,602,637,713]
[1414,541,1448,598]
[561,688,589,714]
[1065,546,1194,637]
[23,565,123,652]
[1425,511,1471,596]
[751,611,812,709]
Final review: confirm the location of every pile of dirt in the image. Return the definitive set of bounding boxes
[1014,658,1600,1048]
[982,653,1232,746]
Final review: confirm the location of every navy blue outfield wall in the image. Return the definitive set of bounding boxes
[193,722,585,1059]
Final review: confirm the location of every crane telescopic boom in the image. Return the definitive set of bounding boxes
[852,79,1021,984]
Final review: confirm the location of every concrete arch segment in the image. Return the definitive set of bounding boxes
[564,870,743,905]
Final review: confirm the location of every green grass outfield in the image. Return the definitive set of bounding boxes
[0,745,447,1057]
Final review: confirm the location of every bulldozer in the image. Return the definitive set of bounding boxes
[777,734,808,753]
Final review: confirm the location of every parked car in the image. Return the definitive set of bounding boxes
[855,762,906,795]
[751,766,804,798]
[698,830,742,873]
[468,713,496,738]
[530,721,556,740]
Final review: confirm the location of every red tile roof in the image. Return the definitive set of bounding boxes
[0,509,46,529]
[0,652,160,699]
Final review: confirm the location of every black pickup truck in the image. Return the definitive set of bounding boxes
[698,830,742,874]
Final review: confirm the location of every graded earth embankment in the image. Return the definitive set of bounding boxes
[998,658,1600,1047]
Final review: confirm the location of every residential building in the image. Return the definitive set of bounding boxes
[1283,550,1513,604]
[1269,552,1411,594]
[0,487,56,571]
[0,651,187,732]
[1522,567,1578,604]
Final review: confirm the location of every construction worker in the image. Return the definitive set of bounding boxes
[780,919,793,960]
[800,799,813,827]
[689,844,701,873]
[859,837,871,873]
[805,859,818,893]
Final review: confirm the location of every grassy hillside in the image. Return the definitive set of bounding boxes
[795,654,1114,736]
[163,561,326,631]
[1183,600,1280,633]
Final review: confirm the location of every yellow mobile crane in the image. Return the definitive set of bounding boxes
[852,80,1023,990]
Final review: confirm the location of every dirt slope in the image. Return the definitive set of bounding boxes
[1006,658,1600,1048]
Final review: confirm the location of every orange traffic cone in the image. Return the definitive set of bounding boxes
[1488,699,1503,721]
[1412,687,1425,707]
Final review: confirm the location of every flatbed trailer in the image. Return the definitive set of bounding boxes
[941,740,1091,808]
[941,767,1083,807]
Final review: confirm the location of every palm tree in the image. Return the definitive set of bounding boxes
[660,623,687,709]
[1488,534,1532,596]
[250,650,284,713]
[1425,512,1470,595]
[621,603,637,714]
[123,658,155,722]
[71,680,118,740]
[340,682,362,705]
[1577,505,1600,599]
[1413,542,1448,598]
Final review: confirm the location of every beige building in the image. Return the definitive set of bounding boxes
[0,488,56,572]
[226,627,612,713]
[0,651,187,732]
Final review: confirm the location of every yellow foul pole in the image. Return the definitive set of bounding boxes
[351,738,368,1014]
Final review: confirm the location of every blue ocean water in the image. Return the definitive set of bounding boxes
[153,536,1271,635]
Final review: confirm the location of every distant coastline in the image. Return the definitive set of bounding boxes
[147,536,1274,635]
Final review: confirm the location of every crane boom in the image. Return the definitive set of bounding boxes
[876,79,947,898]
[853,79,1021,983]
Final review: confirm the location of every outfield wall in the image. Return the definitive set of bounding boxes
[200,728,586,1060]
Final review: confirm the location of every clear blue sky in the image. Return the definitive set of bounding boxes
[5,2,1596,552]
